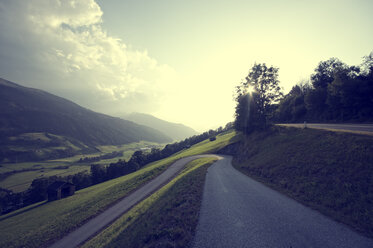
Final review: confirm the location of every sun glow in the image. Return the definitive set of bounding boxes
[246,86,255,95]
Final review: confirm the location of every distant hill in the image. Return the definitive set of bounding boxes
[0,78,171,162]
[123,112,198,141]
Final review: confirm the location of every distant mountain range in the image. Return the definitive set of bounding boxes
[123,112,198,141]
[0,78,172,162]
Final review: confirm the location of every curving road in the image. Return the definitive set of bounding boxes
[192,155,373,248]
[49,154,221,248]
[277,123,373,135]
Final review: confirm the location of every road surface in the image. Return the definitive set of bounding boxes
[192,155,373,248]
[49,154,220,248]
[277,123,373,135]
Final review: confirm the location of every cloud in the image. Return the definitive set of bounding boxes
[0,0,177,115]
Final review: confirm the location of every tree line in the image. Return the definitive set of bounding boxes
[0,126,231,214]
[77,151,124,163]
[235,52,373,134]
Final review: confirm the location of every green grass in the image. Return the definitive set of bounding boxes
[91,150,135,165]
[9,133,52,142]
[0,162,39,173]
[48,141,159,163]
[0,130,238,248]
[233,126,373,238]
[82,157,217,248]
[96,141,162,153]
[2,132,92,163]
[144,130,239,169]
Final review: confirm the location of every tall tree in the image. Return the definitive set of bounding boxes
[306,58,348,119]
[235,63,283,133]
[90,164,106,184]
[311,58,346,89]
[361,52,373,77]
[276,82,311,122]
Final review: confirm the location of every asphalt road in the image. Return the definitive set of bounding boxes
[192,155,373,248]
[277,123,373,135]
[49,154,220,248]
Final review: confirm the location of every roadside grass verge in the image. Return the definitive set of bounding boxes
[0,130,238,248]
[82,157,218,248]
[233,126,373,238]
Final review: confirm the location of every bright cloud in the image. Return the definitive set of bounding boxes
[0,0,178,115]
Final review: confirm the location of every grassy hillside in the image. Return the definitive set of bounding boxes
[0,132,96,163]
[124,112,198,141]
[0,130,238,248]
[232,126,373,238]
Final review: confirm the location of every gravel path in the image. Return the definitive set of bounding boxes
[192,155,373,248]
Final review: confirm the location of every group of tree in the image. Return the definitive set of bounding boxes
[276,54,373,122]
[88,126,230,185]
[0,125,231,214]
[77,151,124,163]
[234,52,373,134]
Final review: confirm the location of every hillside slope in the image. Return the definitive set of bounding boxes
[124,112,198,141]
[231,127,373,238]
[0,78,171,161]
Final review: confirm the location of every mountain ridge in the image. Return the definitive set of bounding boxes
[0,78,172,162]
[123,112,198,141]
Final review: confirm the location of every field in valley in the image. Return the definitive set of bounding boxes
[0,141,162,192]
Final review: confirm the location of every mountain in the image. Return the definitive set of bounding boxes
[0,78,172,162]
[123,112,198,141]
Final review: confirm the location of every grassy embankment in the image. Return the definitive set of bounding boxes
[0,130,238,248]
[83,157,218,248]
[0,141,160,192]
[233,126,373,238]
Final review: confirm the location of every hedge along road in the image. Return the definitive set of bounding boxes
[192,155,373,248]
[49,154,222,248]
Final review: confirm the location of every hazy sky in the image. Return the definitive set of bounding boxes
[0,0,372,131]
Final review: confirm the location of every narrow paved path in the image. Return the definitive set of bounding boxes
[49,154,220,248]
[192,155,373,248]
[277,123,373,135]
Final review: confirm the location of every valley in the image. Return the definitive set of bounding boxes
[0,141,162,192]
